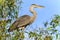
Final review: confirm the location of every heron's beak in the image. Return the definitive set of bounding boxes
[38,6,44,8]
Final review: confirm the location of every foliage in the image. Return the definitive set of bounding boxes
[28,14,60,40]
[0,0,23,40]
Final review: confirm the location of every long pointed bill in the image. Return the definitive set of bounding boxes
[38,6,44,8]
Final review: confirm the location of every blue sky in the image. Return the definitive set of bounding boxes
[18,0,60,31]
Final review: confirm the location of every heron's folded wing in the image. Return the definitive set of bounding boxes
[17,15,31,27]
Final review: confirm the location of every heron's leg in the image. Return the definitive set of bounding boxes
[19,27,25,31]
[22,27,25,30]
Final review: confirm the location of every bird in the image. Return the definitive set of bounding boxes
[8,4,44,32]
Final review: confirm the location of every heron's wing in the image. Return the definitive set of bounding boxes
[8,15,31,32]
[9,19,20,31]
[17,15,31,27]
[12,20,19,26]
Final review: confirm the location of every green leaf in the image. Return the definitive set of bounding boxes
[56,34,58,39]
[47,26,53,30]
[29,32,37,38]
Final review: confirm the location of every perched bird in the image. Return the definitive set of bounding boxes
[8,4,44,32]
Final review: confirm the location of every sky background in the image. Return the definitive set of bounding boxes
[18,0,60,40]
[19,0,60,30]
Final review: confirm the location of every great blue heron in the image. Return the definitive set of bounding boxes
[8,4,44,32]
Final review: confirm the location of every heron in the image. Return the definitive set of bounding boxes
[8,4,44,32]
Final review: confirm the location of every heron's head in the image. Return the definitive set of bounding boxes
[31,4,44,8]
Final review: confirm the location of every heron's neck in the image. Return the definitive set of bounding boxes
[29,6,36,21]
